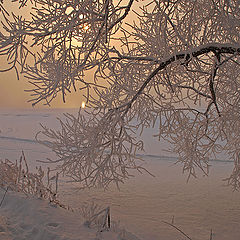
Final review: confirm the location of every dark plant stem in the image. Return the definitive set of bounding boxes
[0,186,9,208]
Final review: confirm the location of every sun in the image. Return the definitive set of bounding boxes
[81,101,86,108]
[83,25,89,31]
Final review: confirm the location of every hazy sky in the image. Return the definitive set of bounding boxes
[0,0,138,109]
[0,70,86,109]
[0,2,86,109]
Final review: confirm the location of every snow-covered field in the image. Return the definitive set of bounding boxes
[0,188,136,240]
[0,109,240,240]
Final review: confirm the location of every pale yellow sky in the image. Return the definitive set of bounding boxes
[0,0,140,109]
[0,70,86,109]
[0,2,86,109]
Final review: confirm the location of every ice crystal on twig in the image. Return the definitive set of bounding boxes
[0,0,240,189]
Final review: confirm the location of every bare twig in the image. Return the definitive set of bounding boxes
[0,186,8,208]
[162,221,193,240]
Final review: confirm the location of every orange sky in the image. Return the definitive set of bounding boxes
[0,2,86,109]
[0,70,86,109]
[0,0,140,109]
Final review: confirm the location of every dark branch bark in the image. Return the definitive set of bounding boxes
[115,43,240,114]
[108,0,134,32]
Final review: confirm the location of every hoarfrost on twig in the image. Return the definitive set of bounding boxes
[0,0,240,189]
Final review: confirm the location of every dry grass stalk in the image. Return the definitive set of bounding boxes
[0,151,59,204]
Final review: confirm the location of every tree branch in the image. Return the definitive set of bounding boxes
[108,0,134,32]
[114,43,240,115]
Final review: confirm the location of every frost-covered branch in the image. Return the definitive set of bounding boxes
[37,109,149,189]
[0,151,59,202]
[1,0,240,189]
[112,43,240,115]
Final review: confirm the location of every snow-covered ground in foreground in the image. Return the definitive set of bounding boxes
[0,109,240,240]
[0,188,139,240]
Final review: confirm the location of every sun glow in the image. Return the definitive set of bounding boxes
[83,25,89,31]
[65,6,74,15]
[81,101,86,108]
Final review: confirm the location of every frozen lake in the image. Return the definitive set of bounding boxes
[0,109,239,240]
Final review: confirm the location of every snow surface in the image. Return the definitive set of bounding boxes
[0,188,140,240]
[0,109,240,240]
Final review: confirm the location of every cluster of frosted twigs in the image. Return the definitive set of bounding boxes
[0,151,61,205]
